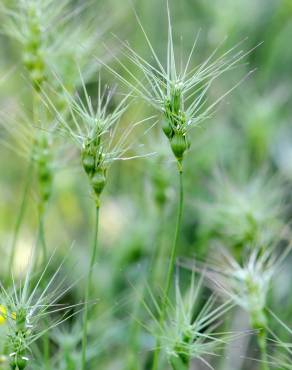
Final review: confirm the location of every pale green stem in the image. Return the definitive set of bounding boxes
[125,279,145,370]
[8,87,42,275]
[151,206,166,286]
[152,167,184,370]
[31,210,47,271]
[7,155,34,277]
[39,211,47,264]
[43,318,51,370]
[125,205,166,370]
[81,206,100,370]
[163,168,183,299]
[257,329,269,370]
[170,356,189,370]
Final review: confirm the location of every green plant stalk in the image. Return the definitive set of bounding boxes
[152,166,184,370]
[81,206,100,370]
[36,214,50,369]
[44,336,50,370]
[163,166,184,301]
[125,205,167,370]
[7,154,34,277]
[125,280,145,370]
[170,356,189,370]
[39,212,47,264]
[43,318,51,370]
[151,205,167,286]
[257,328,269,370]
[33,210,47,270]
[8,86,43,275]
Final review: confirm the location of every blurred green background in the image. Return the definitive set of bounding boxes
[1,0,292,369]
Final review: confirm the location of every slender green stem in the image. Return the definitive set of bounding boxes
[39,212,47,264]
[43,318,51,370]
[151,343,160,370]
[125,279,145,370]
[151,167,184,370]
[170,356,189,370]
[125,205,166,370]
[7,155,34,277]
[257,329,269,370]
[163,169,183,300]
[81,206,100,370]
[151,206,166,287]
[7,83,42,277]
[32,210,48,271]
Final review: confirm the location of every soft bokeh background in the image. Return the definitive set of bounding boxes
[1,0,292,369]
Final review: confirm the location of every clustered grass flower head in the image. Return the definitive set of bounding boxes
[184,242,291,332]
[104,3,256,169]
[1,0,103,91]
[1,0,106,220]
[144,271,237,369]
[0,105,70,215]
[45,74,153,206]
[1,0,69,88]
[198,168,285,248]
[0,247,80,370]
[179,240,290,370]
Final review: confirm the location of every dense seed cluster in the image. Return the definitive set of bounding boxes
[34,133,53,213]
[81,131,107,205]
[22,4,46,89]
[9,308,30,370]
[163,84,190,164]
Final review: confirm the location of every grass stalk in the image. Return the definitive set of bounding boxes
[151,206,166,287]
[125,205,167,370]
[8,87,43,275]
[257,329,269,370]
[38,212,48,264]
[7,154,34,277]
[152,165,184,370]
[43,318,51,370]
[81,205,100,370]
[163,167,184,300]
[170,356,189,370]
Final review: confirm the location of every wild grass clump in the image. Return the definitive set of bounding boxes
[198,168,286,249]
[0,1,292,370]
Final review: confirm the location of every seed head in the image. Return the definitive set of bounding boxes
[184,242,291,332]
[144,272,237,368]
[1,246,80,369]
[0,106,67,215]
[102,3,257,165]
[45,73,153,206]
[1,0,104,91]
[198,168,285,247]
